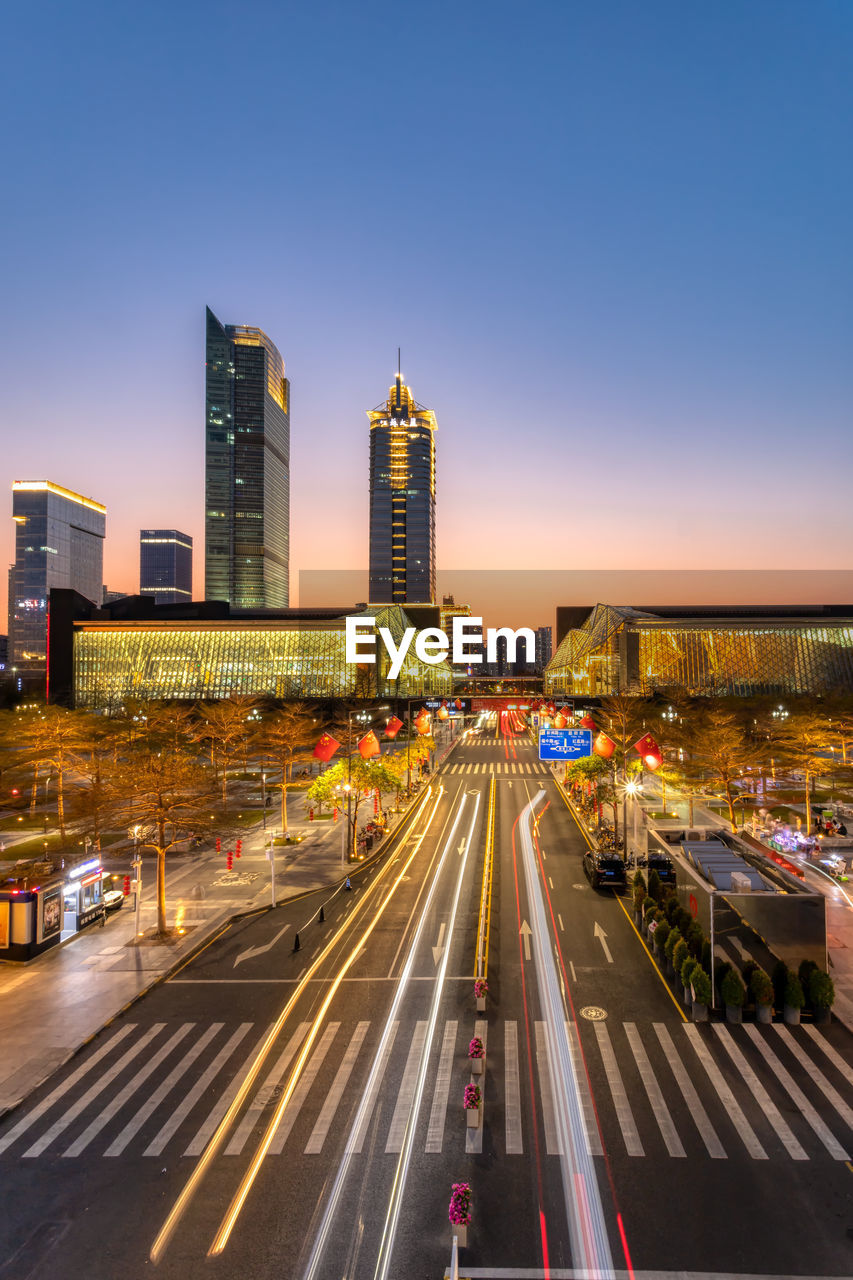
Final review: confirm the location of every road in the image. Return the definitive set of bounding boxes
[1,717,853,1279]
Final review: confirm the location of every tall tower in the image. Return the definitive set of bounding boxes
[140,529,193,604]
[368,362,436,604]
[205,307,290,608]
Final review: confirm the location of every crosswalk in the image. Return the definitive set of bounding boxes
[444,762,550,776]
[1,1014,851,1165]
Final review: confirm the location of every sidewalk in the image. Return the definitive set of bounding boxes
[0,789,427,1118]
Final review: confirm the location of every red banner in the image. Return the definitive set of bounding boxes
[358,730,381,759]
[414,709,431,736]
[313,733,340,762]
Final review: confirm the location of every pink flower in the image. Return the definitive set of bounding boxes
[448,1181,472,1226]
[468,1036,484,1058]
[463,1083,481,1109]
[474,978,488,998]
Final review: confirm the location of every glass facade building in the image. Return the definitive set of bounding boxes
[9,481,105,670]
[205,307,290,609]
[71,605,453,708]
[544,604,853,698]
[368,372,436,605]
[140,529,193,604]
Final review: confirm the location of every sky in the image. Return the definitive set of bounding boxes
[2,1,852,629]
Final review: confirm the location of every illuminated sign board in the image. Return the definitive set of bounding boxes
[538,728,593,761]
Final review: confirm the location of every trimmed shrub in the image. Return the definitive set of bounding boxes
[809,969,835,1010]
[715,958,732,993]
[632,869,645,889]
[742,959,758,993]
[654,920,671,951]
[681,955,699,990]
[784,973,805,1010]
[672,939,689,977]
[798,960,819,1006]
[647,869,662,901]
[771,961,789,1010]
[686,921,704,957]
[700,939,712,973]
[721,968,747,1009]
[665,896,681,924]
[675,907,692,935]
[750,967,774,1006]
[691,966,712,1005]
[665,926,682,960]
[632,884,646,911]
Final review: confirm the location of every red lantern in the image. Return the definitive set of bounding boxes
[373,790,379,815]
[309,807,314,822]
[333,806,339,822]
[554,712,567,729]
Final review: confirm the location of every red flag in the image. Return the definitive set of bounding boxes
[385,715,403,739]
[593,731,615,759]
[454,699,463,710]
[358,730,380,759]
[633,732,662,770]
[437,704,449,721]
[414,709,431,736]
[579,714,596,730]
[313,732,340,762]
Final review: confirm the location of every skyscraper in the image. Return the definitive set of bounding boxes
[8,480,105,677]
[140,529,193,604]
[205,307,290,608]
[368,365,436,605]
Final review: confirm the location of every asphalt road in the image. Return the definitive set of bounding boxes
[2,718,853,1280]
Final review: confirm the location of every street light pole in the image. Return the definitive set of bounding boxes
[132,826,142,937]
[347,712,353,863]
[261,772,267,830]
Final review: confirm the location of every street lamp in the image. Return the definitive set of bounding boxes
[130,824,143,937]
[261,772,267,830]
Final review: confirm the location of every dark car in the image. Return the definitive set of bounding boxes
[646,852,676,885]
[583,850,627,890]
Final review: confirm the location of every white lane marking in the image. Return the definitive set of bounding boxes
[534,1021,561,1154]
[106,1023,222,1156]
[225,1022,310,1155]
[306,1021,369,1154]
[565,1022,602,1156]
[592,1021,644,1156]
[775,1026,853,1128]
[386,1021,429,1152]
[425,1021,457,1153]
[558,914,565,932]
[548,877,554,889]
[432,921,447,965]
[712,1025,807,1160]
[803,1023,853,1088]
[743,1024,849,1159]
[64,1024,194,1157]
[23,1025,164,1158]
[269,1022,339,1153]
[145,1023,253,1156]
[569,961,577,983]
[505,1021,523,1154]
[682,1024,767,1159]
[653,1024,725,1158]
[466,1019,488,1156]
[346,1022,399,1153]
[0,1025,136,1156]
[624,1023,685,1157]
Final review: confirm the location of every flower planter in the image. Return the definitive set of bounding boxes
[725,1003,742,1024]
[453,1224,468,1249]
[465,1107,480,1128]
[692,1001,709,1022]
[755,1002,773,1025]
[783,1003,801,1026]
[471,1056,483,1075]
[476,996,486,1012]
[813,1005,832,1026]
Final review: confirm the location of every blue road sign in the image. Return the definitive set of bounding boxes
[538,728,592,761]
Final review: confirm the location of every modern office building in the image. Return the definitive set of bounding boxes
[140,529,193,604]
[8,481,105,689]
[368,365,436,605]
[535,626,552,673]
[205,307,290,609]
[544,604,853,697]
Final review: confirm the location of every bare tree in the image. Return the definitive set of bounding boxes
[193,696,258,810]
[254,702,315,835]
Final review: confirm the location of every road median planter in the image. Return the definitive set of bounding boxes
[464,1083,481,1128]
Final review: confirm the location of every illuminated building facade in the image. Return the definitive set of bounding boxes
[8,482,105,682]
[368,368,436,605]
[205,307,290,609]
[544,604,853,698]
[140,529,193,604]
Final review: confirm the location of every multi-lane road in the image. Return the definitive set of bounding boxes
[2,717,853,1279]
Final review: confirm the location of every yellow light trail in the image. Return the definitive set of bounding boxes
[150,783,443,1266]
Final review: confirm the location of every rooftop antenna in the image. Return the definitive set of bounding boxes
[397,347,401,379]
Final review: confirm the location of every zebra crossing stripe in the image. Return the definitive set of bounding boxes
[0,1024,136,1156]
[306,1021,369,1154]
[144,1023,252,1157]
[426,1021,457,1153]
[593,1022,644,1156]
[682,1025,767,1160]
[387,1021,429,1152]
[346,1022,399,1153]
[106,1024,224,1157]
[624,1023,684,1157]
[803,1023,853,1088]
[565,1022,602,1156]
[505,1022,523,1154]
[64,1024,195,1158]
[225,1022,310,1155]
[534,1022,562,1154]
[23,1024,165,1158]
[466,1019,488,1156]
[653,1024,724,1157]
[711,1025,807,1160]
[182,1022,273,1156]
[743,1025,849,1160]
[269,1023,339,1154]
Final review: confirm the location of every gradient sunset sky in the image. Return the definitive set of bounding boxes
[2,2,852,626]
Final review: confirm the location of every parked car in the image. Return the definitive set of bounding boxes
[583,850,627,890]
[646,852,676,885]
[103,888,124,913]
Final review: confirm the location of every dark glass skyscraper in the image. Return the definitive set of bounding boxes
[205,307,290,608]
[140,529,193,604]
[368,371,436,604]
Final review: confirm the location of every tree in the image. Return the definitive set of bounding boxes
[777,712,843,835]
[307,756,405,852]
[691,707,758,831]
[193,696,257,810]
[254,703,315,834]
[15,705,93,838]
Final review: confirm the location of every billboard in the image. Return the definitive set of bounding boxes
[39,888,62,943]
[538,727,593,761]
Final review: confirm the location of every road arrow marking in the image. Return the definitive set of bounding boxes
[432,922,446,965]
[457,839,467,856]
[593,921,613,964]
[234,923,291,968]
[520,920,532,961]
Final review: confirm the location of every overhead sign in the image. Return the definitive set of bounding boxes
[538,728,593,761]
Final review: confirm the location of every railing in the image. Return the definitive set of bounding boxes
[449,1234,459,1280]
[475,776,496,979]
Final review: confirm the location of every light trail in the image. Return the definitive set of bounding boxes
[300,789,478,1280]
[150,783,442,1266]
[207,785,448,1257]
[518,790,616,1277]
